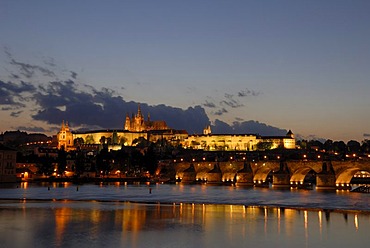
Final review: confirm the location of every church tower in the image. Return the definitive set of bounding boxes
[124,113,130,131]
[57,121,74,151]
[134,104,145,131]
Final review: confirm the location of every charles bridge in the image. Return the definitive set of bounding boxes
[172,158,370,189]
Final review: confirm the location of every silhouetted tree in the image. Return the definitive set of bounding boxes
[74,137,84,147]
[37,154,54,176]
[324,139,333,152]
[361,140,370,153]
[256,141,273,150]
[333,141,347,153]
[307,140,323,151]
[347,140,361,153]
[95,148,112,175]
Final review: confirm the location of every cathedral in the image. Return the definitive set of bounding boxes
[124,104,169,132]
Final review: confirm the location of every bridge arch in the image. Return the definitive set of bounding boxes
[253,166,275,183]
[290,167,316,183]
[336,167,370,185]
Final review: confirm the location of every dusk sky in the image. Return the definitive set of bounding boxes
[1,0,370,142]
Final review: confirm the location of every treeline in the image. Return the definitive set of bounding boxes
[296,139,370,154]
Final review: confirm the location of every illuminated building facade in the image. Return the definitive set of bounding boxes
[57,105,188,151]
[124,104,169,132]
[183,129,295,151]
[57,121,74,150]
[56,104,295,151]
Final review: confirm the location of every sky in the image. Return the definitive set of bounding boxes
[1,0,370,142]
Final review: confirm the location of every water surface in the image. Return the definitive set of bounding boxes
[0,183,369,248]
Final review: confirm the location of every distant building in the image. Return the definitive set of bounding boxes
[56,104,295,152]
[16,163,38,181]
[57,121,74,150]
[182,128,295,151]
[0,144,17,183]
[57,104,188,151]
[0,130,51,148]
[124,104,169,132]
[34,147,59,158]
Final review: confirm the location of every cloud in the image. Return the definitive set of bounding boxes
[214,108,228,116]
[4,47,56,79]
[70,71,78,79]
[10,59,56,78]
[238,88,261,97]
[212,119,288,136]
[220,93,244,108]
[364,133,370,137]
[28,80,210,134]
[0,77,286,137]
[10,73,20,79]
[43,57,56,67]
[0,80,36,109]
[203,100,216,108]
[10,110,23,117]
[0,51,283,136]
[0,80,36,93]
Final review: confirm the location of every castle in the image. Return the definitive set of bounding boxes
[57,104,295,151]
[57,105,188,151]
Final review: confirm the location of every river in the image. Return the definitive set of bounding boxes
[0,182,369,247]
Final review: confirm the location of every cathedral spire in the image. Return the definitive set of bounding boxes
[137,103,142,117]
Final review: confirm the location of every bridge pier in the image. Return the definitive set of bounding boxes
[272,162,291,188]
[236,162,254,186]
[206,163,222,184]
[316,161,336,190]
[179,163,197,183]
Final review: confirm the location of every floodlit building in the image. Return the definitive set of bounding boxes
[182,127,295,151]
[57,104,188,151]
[56,104,295,152]
[57,121,74,150]
[124,104,169,132]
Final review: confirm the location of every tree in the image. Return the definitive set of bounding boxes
[297,140,307,150]
[307,140,323,151]
[324,139,333,152]
[112,131,118,144]
[257,141,273,151]
[74,150,86,175]
[361,140,370,153]
[74,137,84,147]
[119,136,127,146]
[37,154,54,176]
[132,137,149,148]
[85,135,95,144]
[333,141,346,153]
[95,148,112,175]
[347,140,361,153]
[100,136,106,144]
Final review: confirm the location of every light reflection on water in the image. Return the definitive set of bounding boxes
[0,183,370,247]
[1,182,369,211]
[0,200,369,248]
